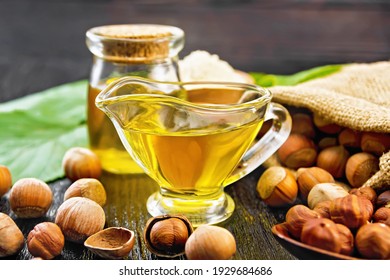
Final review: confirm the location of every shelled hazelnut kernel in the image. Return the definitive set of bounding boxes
[256,166,298,207]
[373,207,390,227]
[9,178,53,218]
[335,223,354,256]
[345,152,379,188]
[307,183,349,209]
[349,187,377,206]
[0,165,12,197]
[316,145,350,178]
[376,190,390,208]
[300,218,342,254]
[62,147,102,181]
[277,134,317,169]
[355,223,390,259]
[27,222,65,260]
[285,204,320,239]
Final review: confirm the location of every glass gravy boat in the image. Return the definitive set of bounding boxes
[96,77,291,226]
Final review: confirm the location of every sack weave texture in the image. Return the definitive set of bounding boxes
[269,61,390,190]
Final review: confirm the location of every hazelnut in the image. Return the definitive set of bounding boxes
[373,207,390,227]
[329,194,373,230]
[0,212,24,257]
[316,145,350,178]
[62,147,102,181]
[144,215,193,258]
[64,178,106,207]
[9,178,53,218]
[349,187,377,205]
[55,197,106,243]
[296,167,335,201]
[185,225,236,260]
[256,166,298,207]
[300,218,342,253]
[345,152,379,188]
[313,200,332,219]
[277,134,317,169]
[338,128,362,149]
[360,132,390,156]
[291,113,315,138]
[307,183,349,209]
[285,204,320,239]
[313,114,342,134]
[27,222,65,259]
[376,190,390,208]
[85,227,135,259]
[0,165,12,197]
[318,137,338,150]
[355,223,390,259]
[335,223,354,256]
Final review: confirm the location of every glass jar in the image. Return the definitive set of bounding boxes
[86,24,185,174]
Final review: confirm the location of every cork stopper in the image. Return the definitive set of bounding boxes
[86,24,184,63]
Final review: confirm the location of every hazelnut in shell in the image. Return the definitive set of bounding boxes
[313,114,342,134]
[0,165,12,197]
[277,134,317,169]
[338,128,362,149]
[318,137,338,150]
[185,225,236,260]
[307,182,349,209]
[300,218,342,253]
[62,147,102,181]
[296,167,335,201]
[291,113,315,138]
[64,178,106,207]
[9,178,53,218]
[256,166,298,207]
[27,222,65,260]
[285,204,320,239]
[55,197,106,243]
[144,214,193,258]
[0,212,24,257]
[85,227,135,259]
[316,145,350,178]
[360,132,390,156]
[345,152,379,188]
[355,223,390,259]
[329,194,373,230]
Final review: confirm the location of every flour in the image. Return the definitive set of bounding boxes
[179,50,247,82]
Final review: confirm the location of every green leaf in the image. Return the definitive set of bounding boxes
[250,64,343,87]
[0,80,88,183]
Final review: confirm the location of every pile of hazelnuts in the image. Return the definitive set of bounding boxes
[0,147,237,260]
[256,110,390,259]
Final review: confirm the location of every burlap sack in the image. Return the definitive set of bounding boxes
[269,61,390,190]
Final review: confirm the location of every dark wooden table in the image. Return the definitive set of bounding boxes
[1,0,389,260]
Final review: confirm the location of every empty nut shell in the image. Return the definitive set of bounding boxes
[84,227,135,259]
[144,214,193,258]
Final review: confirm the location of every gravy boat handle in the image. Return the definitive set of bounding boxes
[224,102,291,186]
